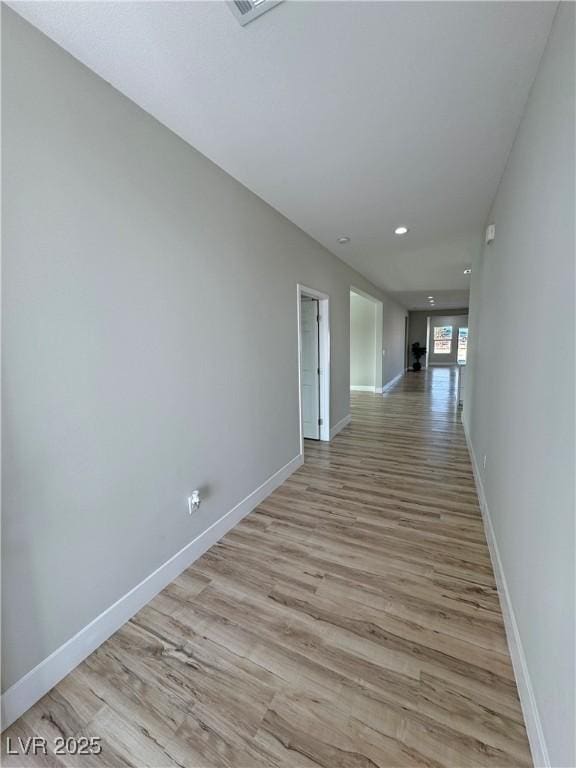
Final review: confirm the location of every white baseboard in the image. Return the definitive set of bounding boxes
[381,370,404,393]
[350,372,404,397]
[462,420,550,768]
[330,414,351,440]
[0,453,303,730]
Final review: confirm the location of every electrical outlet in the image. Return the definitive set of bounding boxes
[187,490,201,515]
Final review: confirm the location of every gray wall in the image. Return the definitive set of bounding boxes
[408,308,468,367]
[1,8,407,691]
[464,4,575,766]
[350,292,376,388]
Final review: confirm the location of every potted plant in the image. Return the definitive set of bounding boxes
[411,342,427,371]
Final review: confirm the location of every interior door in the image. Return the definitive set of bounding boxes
[301,297,320,439]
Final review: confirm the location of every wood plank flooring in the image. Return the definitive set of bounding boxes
[2,368,531,767]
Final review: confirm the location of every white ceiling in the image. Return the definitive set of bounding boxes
[10,1,557,309]
[395,289,470,313]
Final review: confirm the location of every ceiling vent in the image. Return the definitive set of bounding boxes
[227,0,284,27]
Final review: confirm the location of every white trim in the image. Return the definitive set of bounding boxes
[330,414,351,440]
[351,372,404,395]
[0,453,303,730]
[297,284,330,446]
[462,420,550,768]
[349,286,380,302]
[381,370,404,393]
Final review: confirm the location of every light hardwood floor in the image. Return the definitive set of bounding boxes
[2,368,531,767]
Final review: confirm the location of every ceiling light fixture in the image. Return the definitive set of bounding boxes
[337,236,350,244]
[427,296,434,300]
[394,226,409,236]
[464,267,472,274]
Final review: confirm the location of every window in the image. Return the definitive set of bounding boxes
[457,327,468,364]
[433,325,452,354]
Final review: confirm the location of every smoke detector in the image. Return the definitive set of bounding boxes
[228,0,284,26]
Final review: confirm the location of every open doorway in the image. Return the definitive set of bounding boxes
[404,315,409,370]
[300,296,320,439]
[350,288,383,393]
[297,284,330,448]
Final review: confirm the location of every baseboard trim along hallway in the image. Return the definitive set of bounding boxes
[2,369,533,767]
[0,452,304,730]
[352,371,406,396]
[462,419,550,768]
[329,413,351,439]
[381,370,405,393]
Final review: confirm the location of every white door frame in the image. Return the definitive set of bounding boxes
[297,284,330,449]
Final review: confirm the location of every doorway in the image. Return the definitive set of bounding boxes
[404,315,409,370]
[297,285,330,448]
[349,288,383,393]
[300,296,320,439]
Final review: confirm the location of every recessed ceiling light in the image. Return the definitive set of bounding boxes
[427,296,434,300]
[464,267,472,274]
[394,226,409,236]
[337,236,350,244]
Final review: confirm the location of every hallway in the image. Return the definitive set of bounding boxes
[3,369,530,768]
